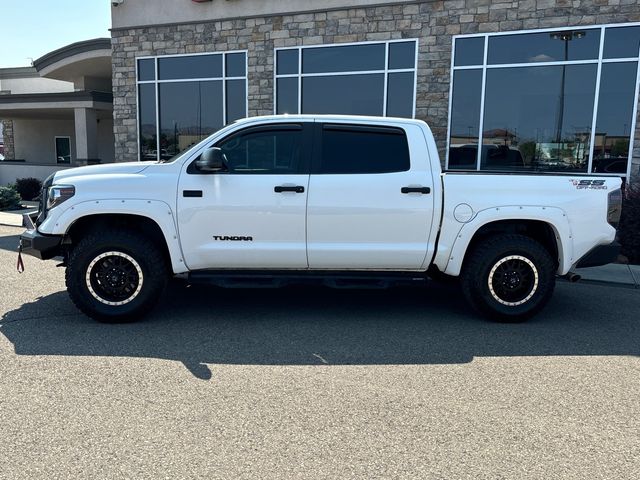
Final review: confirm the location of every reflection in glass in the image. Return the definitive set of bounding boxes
[55,137,71,164]
[386,72,414,118]
[218,129,303,174]
[137,58,155,81]
[276,78,298,114]
[226,79,246,122]
[388,42,416,70]
[277,49,299,75]
[454,37,485,66]
[158,54,223,80]
[138,83,157,160]
[302,74,384,116]
[226,53,246,77]
[481,64,597,172]
[488,29,600,64]
[303,44,385,73]
[592,62,638,174]
[159,81,224,160]
[603,26,640,59]
[448,69,482,170]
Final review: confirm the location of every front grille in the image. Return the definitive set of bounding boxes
[36,174,55,226]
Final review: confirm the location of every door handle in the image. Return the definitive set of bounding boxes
[401,186,431,194]
[183,190,203,197]
[274,185,305,193]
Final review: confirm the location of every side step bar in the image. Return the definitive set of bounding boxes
[187,270,430,289]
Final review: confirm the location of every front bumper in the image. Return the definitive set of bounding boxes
[19,214,63,260]
[575,241,621,269]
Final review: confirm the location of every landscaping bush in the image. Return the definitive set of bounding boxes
[15,177,43,201]
[619,182,640,265]
[0,185,22,210]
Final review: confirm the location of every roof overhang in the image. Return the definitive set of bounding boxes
[0,91,113,119]
[33,39,112,83]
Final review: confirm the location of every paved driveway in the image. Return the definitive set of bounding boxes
[1,224,639,479]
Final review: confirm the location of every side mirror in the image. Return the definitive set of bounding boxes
[195,147,227,172]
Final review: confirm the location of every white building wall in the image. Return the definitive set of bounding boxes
[97,117,115,163]
[13,118,76,165]
[111,0,410,28]
[0,76,73,94]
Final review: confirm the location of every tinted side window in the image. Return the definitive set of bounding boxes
[216,127,305,174]
[319,125,410,174]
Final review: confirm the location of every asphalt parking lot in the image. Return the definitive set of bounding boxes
[1,224,639,479]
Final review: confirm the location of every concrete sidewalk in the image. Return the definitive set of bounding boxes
[575,263,640,289]
[0,203,38,228]
[0,209,638,289]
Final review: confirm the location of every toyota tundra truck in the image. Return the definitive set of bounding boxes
[19,115,622,323]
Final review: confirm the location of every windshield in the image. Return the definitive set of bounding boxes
[158,140,204,164]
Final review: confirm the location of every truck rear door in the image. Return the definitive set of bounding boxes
[306,122,436,270]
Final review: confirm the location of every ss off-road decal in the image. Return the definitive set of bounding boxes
[570,179,608,190]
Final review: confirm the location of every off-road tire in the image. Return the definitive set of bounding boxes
[460,234,556,322]
[65,230,169,323]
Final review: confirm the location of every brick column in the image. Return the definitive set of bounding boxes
[2,119,15,160]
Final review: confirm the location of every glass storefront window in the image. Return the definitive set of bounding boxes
[137,58,155,81]
[158,54,222,80]
[448,69,482,170]
[276,49,298,75]
[593,62,639,173]
[275,40,418,118]
[302,74,385,116]
[136,52,247,161]
[481,64,596,172]
[138,83,157,161]
[454,37,484,67]
[488,29,600,64]
[302,44,385,74]
[448,25,640,177]
[603,26,640,59]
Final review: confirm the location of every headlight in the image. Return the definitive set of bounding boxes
[47,185,75,210]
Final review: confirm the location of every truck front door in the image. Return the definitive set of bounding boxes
[177,122,313,270]
[306,122,435,270]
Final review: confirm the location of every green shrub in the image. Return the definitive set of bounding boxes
[619,182,640,265]
[0,185,22,210]
[15,177,43,201]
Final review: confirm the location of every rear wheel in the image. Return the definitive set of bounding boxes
[460,234,556,322]
[65,230,169,323]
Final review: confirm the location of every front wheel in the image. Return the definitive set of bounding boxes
[460,234,556,322]
[65,230,169,323]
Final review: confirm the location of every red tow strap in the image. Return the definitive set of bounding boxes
[17,244,25,273]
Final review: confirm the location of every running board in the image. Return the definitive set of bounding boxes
[187,270,430,289]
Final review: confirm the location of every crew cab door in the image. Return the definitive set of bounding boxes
[177,123,313,270]
[306,122,435,269]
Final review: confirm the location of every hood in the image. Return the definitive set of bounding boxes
[52,161,156,183]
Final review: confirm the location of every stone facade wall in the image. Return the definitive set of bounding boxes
[1,120,15,160]
[112,0,640,178]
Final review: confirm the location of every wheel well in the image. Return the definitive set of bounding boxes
[65,214,172,267]
[464,220,559,267]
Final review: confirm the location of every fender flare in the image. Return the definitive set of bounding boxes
[439,206,574,277]
[47,199,188,274]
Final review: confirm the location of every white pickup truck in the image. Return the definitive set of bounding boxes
[19,115,622,323]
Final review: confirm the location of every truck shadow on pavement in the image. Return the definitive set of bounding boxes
[1,280,639,380]
[0,231,19,253]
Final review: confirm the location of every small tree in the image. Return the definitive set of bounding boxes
[0,185,21,210]
[15,177,42,201]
